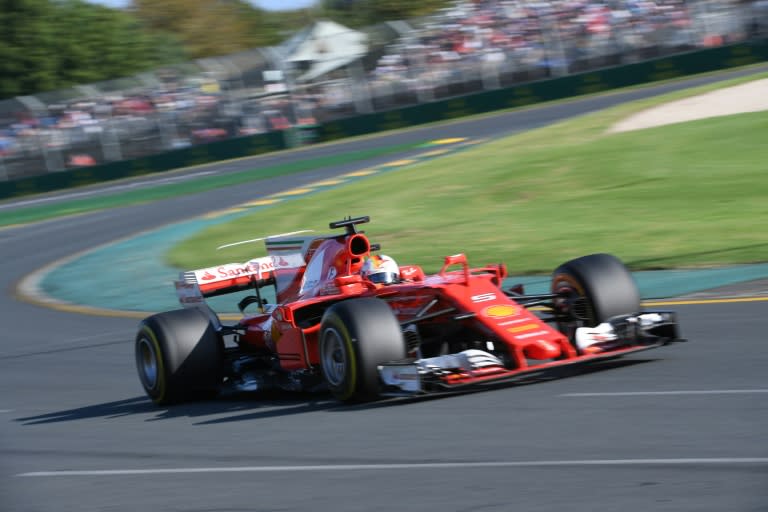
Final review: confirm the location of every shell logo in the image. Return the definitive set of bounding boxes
[482,304,519,319]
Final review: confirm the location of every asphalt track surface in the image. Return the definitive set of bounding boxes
[2,67,767,511]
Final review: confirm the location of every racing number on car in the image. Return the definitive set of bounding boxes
[471,293,497,303]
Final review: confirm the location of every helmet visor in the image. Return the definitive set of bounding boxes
[368,272,399,285]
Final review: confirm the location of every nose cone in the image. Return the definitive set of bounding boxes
[523,339,562,360]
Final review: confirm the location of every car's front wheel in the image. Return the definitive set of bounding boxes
[319,298,406,403]
[551,253,641,345]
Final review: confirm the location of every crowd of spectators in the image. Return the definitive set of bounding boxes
[0,77,224,177]
[0,75,315,179]
[0,0,764,181]
[367,0,753,102]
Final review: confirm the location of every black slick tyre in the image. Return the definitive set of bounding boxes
[319,298,406,403]
[135,308,223,405]
[552,253,641,328]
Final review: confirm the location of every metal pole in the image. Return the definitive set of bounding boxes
[348,57,373,114]
[264,46,302,147]
[0,154,8,181]
[18,95,62,173]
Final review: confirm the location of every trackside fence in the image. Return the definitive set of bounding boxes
[0,38,766,201]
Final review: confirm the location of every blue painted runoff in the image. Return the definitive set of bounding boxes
[40,217,768,314]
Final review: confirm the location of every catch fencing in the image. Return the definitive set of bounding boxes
[0,0,766,183]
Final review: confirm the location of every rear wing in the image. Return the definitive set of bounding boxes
[174,228,352,309]
[174,253,304,307]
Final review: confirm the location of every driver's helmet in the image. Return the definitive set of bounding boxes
[361,254,400,285]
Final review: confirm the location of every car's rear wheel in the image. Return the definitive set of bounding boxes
[551,253,640,344]
[319,298,406,403]
[135,308,223,405]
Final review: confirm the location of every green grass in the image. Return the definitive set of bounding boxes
[168,75,768,274]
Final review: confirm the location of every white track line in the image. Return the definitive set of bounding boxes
[561,389,768,397]
[16,458,768,477]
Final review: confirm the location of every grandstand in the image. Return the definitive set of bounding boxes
[0,0,764,181]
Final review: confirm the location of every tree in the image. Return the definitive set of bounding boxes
[0,0,60,97]
[0,0,443,99]
[131,0,289,58]
[55,2,184,84]
[320,0,452,27]
[0,0,186,99]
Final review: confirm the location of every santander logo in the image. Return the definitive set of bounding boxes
[195,255,298,285]
[216,264,257,278]
[197,263,261,283]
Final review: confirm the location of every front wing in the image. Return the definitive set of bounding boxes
[378,311,684,396]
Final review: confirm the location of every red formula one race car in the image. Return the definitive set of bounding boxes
[135,216,683,405]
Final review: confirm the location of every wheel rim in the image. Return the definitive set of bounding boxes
[557,288,591,321]
[554,279,593,323]
[136,337,159,390]
[321,328,348,387]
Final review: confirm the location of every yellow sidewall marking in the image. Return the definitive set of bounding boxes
[342,334,358,401]
[139,326,167,403]
[326,314,357,401]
